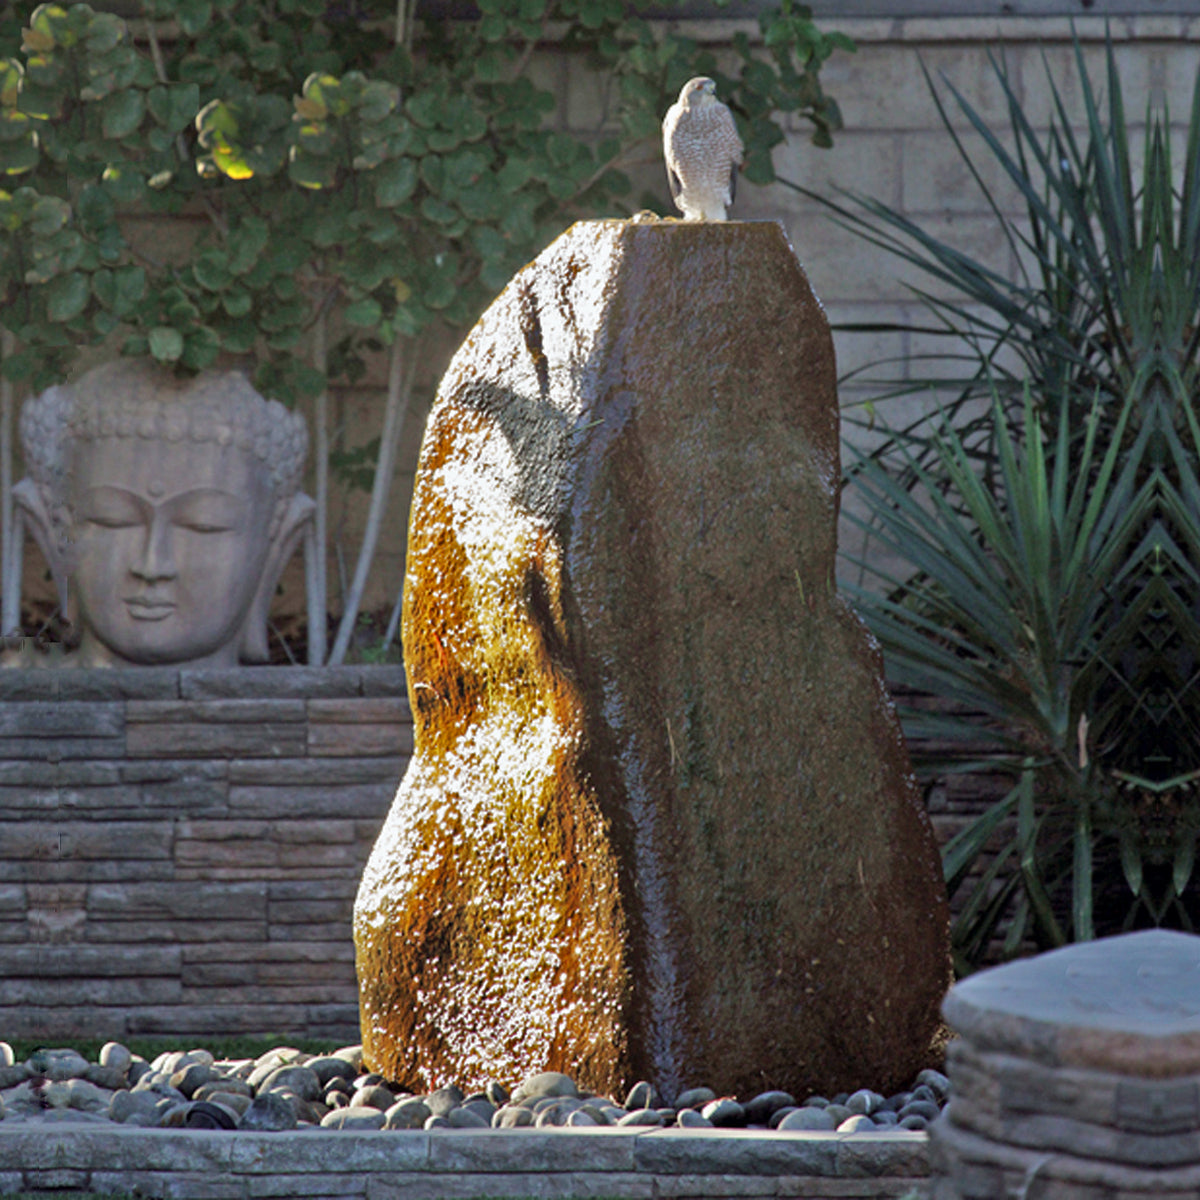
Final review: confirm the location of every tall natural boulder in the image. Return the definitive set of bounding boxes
[354,219,951,1101]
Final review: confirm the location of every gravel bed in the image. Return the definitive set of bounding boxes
[0,1040,948,1134]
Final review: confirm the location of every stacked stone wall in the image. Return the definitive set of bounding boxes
[0,666,408,1044]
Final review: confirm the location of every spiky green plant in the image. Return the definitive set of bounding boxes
[789,39,1200,971]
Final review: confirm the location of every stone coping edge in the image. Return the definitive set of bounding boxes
[0,663,407,701]
[1,1126,929,1191]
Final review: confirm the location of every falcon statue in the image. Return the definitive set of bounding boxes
[662,77,744,222]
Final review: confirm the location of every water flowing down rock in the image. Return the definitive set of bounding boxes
[354,219,951,1101]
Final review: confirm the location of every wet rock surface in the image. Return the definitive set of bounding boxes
[354,218,951,1101]
[0,1039,948,1134]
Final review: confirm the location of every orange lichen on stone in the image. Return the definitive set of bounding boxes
[354,220,951,1100]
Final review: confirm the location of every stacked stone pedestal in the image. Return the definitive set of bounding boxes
[930,930,1200,1197]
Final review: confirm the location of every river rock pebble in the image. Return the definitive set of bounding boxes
[322,1105,386,1130]
[777,1106,837,1131]
[0,1044,948,1134]
[239,1091,298,1132]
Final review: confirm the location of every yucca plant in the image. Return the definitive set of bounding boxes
[797,39,1200,971]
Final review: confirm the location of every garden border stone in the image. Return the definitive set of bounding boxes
[0,1125,930,1199]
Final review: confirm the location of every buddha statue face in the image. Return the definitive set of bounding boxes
[14,361,313,668]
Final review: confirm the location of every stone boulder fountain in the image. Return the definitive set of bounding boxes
[354,219,951,1101]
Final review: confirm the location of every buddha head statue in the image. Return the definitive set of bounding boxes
[13,360,314,668]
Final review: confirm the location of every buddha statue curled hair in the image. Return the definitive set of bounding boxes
[20,361,308,555]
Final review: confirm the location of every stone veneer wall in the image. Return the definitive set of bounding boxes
[0,665,409,1044]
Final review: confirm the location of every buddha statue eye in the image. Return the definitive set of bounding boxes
[79,488,145,530]
[170,490,245,534]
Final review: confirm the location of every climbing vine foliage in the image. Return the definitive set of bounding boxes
[0,0,849,392]
[0,0,851,655]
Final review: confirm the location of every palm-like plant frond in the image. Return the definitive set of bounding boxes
[790,36,1200,970]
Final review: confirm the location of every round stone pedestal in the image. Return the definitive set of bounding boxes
[930,929,1200,1197]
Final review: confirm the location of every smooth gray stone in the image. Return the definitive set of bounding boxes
[898,1114,929,1130]
[41,1081,72,1109]
[424,1114,451,1129]
[674,1086,717,1109]
[29,1049,89,1081]
[910,1084,938,1104]
[197,1090,250,1117]
[184,1101,238,1130]
[333,1046,365,1072]
[565,1108,600,1126]
[460,1098,496,1123]
[271,1089,320,1125]
[837,1114,878,1133]
[239,1091,298,1131]
[535,1100,583,1127]
[624,1080,660,1111]
[899,1099,940,1122]
[385,1098,431,1130]
[158,1101,194,1127]
[510,1072,579,1104]
[127,1060,152,1087]
[447,1107,489,1129]
[744,1090,796,1123]
[83,1064,128,1091]
[305,1056,358,1087]
[0,1066,31,1090]
[0,1043,12,1068]
[492,1105,533,1128]
[846,1088,885,1115]
[912,1070,950,1099]
[873,1109,899,1126]
[248,1050,302,1084]
[677,1108,713,1128]
[109,1090,160,1124]
[777,1106,837,1131]
[802,1095,830,1108]
[701,1098,745,1127]
[353,1083,395,1112]
[1,1085,41,1116]
[194,1078,252,1100]
[825,1104,852,1124]
[98,1043,132,1073]
[426,1085,465,1116]
[64,1080,112,1113]
[485,1081,510,1106]
[261,1065,322,1103]
[171,1063,219,1098]
[325,1092,349,1111]
[617,1108,663,1127]
[769,1106,798,1129]
[320,1105,386,1131]
[881,1091,909,1112]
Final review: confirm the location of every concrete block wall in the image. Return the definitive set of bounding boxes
[0,665,409,1044]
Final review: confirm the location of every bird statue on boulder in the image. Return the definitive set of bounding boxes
[662,76,745,222]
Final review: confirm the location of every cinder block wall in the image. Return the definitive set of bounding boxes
[0,666,409,1044]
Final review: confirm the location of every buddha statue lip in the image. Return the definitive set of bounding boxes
[123,595,176,621]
